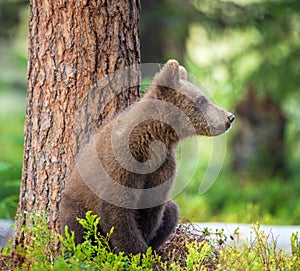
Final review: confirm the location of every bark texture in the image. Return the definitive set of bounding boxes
[14,0,140,255]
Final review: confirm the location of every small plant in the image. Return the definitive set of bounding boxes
[216,223,297,270]
[13,211,157,271]
[1,213,300,270]
[290,232,300,269]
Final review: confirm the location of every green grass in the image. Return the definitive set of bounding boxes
[175,173,300,225]
[1,212,299,270]
[0,88,25,219]
[0,110,24,219]
[172,138,300,225]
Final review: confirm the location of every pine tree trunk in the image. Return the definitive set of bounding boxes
[14,0,140,259]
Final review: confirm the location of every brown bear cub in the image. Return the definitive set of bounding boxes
[59,60,235,255]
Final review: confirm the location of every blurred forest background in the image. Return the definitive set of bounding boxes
[0,0,299,225]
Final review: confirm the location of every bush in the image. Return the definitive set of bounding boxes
[1,212,300,270]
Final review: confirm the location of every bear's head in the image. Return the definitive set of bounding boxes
[144,60,235,137]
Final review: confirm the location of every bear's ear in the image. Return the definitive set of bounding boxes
[153,59,180,90]
[179,66,187,80]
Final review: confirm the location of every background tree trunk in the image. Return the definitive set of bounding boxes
[14,0,140,257]
[231,86,287,179]
[140,0,189,64]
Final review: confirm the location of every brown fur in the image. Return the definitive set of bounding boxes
[59,60,234,255]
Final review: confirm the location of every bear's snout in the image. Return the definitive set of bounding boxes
[225,113,235,131]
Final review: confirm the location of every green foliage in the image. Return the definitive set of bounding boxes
[215,224,300,270]
[0,92,24,221]
[0,2,25,217]
[186,0,300,176]
[0,0,28,39]
[0,161,21,219]
[11,212,157,271]
[173,138,300,225]
[18,212,57,270]
[175,172,300,225]
[189,0,300,101]
[1,213,300,270]
[185,242,216,270]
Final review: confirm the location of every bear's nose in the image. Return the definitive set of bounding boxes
[228,114,235,123]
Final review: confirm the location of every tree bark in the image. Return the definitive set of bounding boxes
[14,0,140,258]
